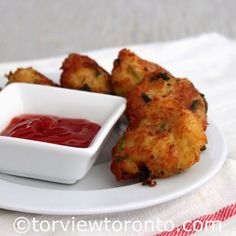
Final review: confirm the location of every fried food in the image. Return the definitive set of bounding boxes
[60,53,112,94]
[126,71,207,130]
[111,98,207,182]
[6,67,57,86]
[3,48,208,187]
[111,49,171,97]
[111,49,208,185]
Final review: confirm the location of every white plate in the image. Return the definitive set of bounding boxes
[0,51,227,215]
[0,117,227,215]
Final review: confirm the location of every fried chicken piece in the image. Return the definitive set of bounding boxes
[6,67,57,86]
[111,98,207,181]
[111,49,171,97]
[126,71,207,130]
[60,53,112,94]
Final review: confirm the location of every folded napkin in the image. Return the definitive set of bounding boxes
[0,33,235,236]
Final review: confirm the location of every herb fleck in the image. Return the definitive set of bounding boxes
[200,93,208,113]
[95,69,101,77]
[141,93,152,103]
[190,100,199,111]
[150,72,170,81]
[160,123,169,131]
[116,155,128,162]
[80,84,91,91]
[118,135,126,151]
[160,73,170,81]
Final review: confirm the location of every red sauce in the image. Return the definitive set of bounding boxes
[1,114,100,148]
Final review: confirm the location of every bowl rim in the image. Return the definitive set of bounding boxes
[0,83,127,154]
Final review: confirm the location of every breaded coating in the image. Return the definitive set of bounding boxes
[126,71,207,130]
[60,53,112,94]
[6,67,57,86]
[111,98,207,182]
[111,49,208,185]
[111,49,171,97]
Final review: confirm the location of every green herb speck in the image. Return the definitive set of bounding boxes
[160,73,170,81]
[200,93,208,113]
[160,123,169,131]
[95,69,101,77]
[118,135,126,151]
[141,93,152,103]
[190,100,199,111]
[116,155,128,162]
[150,72,170,81]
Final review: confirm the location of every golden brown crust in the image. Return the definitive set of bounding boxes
[111,51,208,184]
[60,53,112,94]
[126,71,176,128]
[111,49,171,97]
[126,71,207,130]
[111,98,207,181]
[5,67,57,86]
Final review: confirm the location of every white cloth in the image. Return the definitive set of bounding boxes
[0,33,235,235]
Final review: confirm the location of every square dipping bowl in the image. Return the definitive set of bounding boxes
[0,83,126,184]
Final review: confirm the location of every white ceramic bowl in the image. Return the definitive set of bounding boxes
[0,83,126,184]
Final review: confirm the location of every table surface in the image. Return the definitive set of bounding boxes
[0,0,235,62]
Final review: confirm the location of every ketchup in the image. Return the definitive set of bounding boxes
[1,114,100,148]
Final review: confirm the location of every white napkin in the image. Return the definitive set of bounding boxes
[0,33,235,236]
